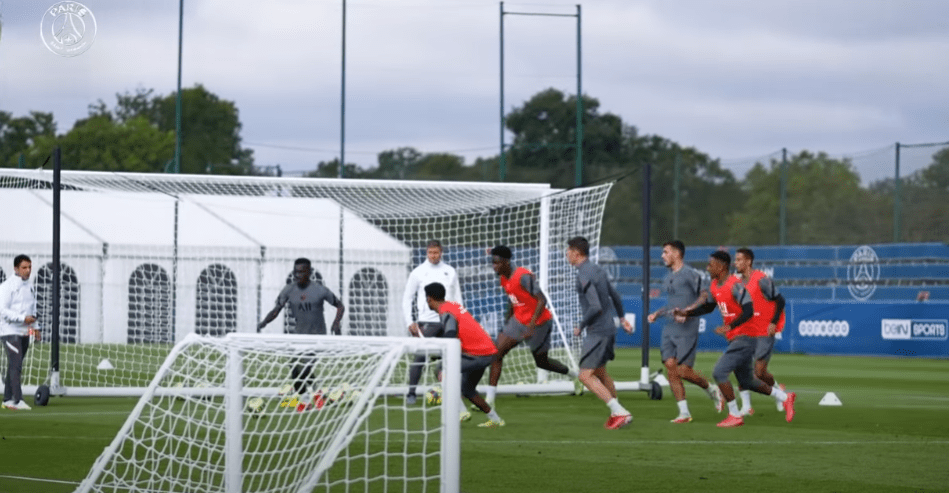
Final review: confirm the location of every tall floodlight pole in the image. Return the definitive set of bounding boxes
[500,3,582,184]
[340,0,346,178]
[174,0,184,173]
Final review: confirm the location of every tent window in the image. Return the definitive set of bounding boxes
[195,264,238,337]
[348,268,387,336]
[36,262,80,344]
[283,269,324,334]
[128,264,173,344]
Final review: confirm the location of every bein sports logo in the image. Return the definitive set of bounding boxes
[846,246,880,301]
[881,319,948,341]
[798,320,849,337]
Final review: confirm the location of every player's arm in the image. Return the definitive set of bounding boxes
[440,312,459,339]
[448,267,464,306]
[678,291,715,317]
[578,278,604,330]
[329,295,345,335]
[521,273,546,328]
[724,285,754,330]
[402,270,420,330]
[0,282,19,323]
[257,286,290,332]
[606,280,633,334]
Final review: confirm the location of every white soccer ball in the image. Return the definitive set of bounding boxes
[426,386,442,406]
[245,396,265,416]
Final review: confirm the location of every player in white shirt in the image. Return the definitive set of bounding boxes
[1,254,39,411]
[402,241,463,404]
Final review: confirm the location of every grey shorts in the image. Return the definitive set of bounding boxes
[712,336,757,387]
[579,331,616,370]
[754,335,776,363]
[500,319,552,355]
[461,354,494,399]
[660,330,698,367]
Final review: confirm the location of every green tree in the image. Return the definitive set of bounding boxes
[28,115,175,172]
[0,111,56,167]
[374,147,423,179]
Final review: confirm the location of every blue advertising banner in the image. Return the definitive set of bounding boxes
[619,298,949,358]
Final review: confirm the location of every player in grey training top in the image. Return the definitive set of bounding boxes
[258,258,345,335]
[257,258,345,396]
[566,236,634,430]
[647,240,723,423]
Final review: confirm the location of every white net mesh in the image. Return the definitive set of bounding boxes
[75,334,461,493]
[0,168,612,394]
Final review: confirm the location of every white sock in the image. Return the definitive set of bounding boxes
[486,386,497,402]
[727,400,740,416]
[739,390,752,410]
[487,409,501,421]
[606,398,628,416]
[770,386,788,402]
[676,399,690,416]
[568,369,579,379]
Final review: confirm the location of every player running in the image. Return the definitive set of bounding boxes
[420,282,505,428]
[258,258,345,408]
[565,237,635,430]
[484,245,579,408]
[733,247,788,416]
[676,250,796,428]
[647,240,724,423]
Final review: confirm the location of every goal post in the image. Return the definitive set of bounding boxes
[75,333,462,493]
[0,168,616,397]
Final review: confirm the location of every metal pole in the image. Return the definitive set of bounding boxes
[174,0,184,174]
[340,0,346,178]
[499,1,505,182]
[52,147,61,373]
[673,150,680,238]
[18,153,25,168]
[574,4,582,187]
[780,148,787,245]
[641,161,651,370]
[893,142,901,243]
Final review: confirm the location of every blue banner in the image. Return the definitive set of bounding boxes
[619,298,949,358]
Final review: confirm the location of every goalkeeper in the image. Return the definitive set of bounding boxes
[257,258,345,396]
[418,282,505,428]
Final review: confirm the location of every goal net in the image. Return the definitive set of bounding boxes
[75,333,461,493]
[0,168,612,396]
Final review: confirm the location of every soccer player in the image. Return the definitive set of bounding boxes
[647,240,724,423]
[676,251,796,428]
[565,237,635,430]
[402,240,463,405]
[733,247,787,416]
[485,245,579,407]
[1,254,39,411]
[258,258,345,402]
[421,282,504,427]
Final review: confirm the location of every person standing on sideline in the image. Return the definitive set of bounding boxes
[484,245,579,408]
[1,254,39,411]
[733,247,787,416]
[419,282,504,428]
[647,240,724,423]
[258,258,345,404]
[401,240,463,405]
[676,250,796,428]
[565,237,635,430]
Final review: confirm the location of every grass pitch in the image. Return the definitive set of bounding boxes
[1,349,947,493]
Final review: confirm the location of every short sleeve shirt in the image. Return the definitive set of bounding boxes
[275,281,340,335]
[661,266,704,335]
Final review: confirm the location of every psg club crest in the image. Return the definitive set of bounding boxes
[41,1,97,57]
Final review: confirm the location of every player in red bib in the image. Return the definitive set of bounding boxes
[677,251,796,427]
[420,282,505,427]
[484,245,578,408]
[734,247,788,416]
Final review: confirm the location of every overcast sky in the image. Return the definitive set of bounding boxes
[1,0,947,182]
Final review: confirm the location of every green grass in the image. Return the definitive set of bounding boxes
[2,349,948,493]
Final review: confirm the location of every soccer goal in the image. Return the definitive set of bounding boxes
[0,168,612,397]
[75,333,461,493]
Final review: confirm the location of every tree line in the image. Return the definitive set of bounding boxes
[2,86,946,246]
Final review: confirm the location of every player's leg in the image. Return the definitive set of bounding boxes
[464,355,504,427]
[712,339,747,427]
[528,321,573,376]
[739,351,794,422]
[753,334,786,411]
[406,322,443,404]
[578,332,631,429]
[487,320,524,405]
[2,335,23,407]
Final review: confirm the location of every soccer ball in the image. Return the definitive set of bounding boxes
[426,386,442,406]
[245,396,265,416]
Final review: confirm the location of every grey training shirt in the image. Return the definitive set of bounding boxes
[575,259,625,335]
[274,281,341,335]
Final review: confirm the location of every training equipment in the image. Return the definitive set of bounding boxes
[819,391,842,406]
[75,333,461,493]
[426,386,443,406]
[0,169,612,398]
[34,384,50,406]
